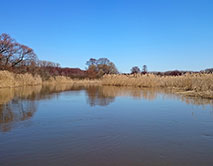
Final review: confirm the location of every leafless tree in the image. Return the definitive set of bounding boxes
[86,58,118,78]
[142,65,147,74]
[131,66,140,74]
[0,33,37,69]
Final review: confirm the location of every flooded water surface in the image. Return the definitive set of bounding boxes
[0,85,213,166]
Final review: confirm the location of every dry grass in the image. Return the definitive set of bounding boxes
[101,74,213,98]
[43,76,73,84]
[0,71,42,88]
[72,79,101,86]
[0,71,213,98]
[0,71,74,88]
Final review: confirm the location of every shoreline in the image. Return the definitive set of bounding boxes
[0,71,212,99]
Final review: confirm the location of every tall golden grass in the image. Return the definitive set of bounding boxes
[43,75,73,84]
[0,71,213,98]
[0,71,75,88]
[101,74,213,98]
[0,71,42,88]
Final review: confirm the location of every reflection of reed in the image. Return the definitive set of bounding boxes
[0,88,14,104]
[0,86,42,104]
[0,100,37,132]
[85,86,115,106]
[83,86,213,106]
[85,86,213,106]
[101,86,157,100]
[0,86,43,131]
[0,84,75,132]
[0,84,212,132]
[168,93,213,106]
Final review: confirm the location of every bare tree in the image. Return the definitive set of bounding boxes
[0,33,37,69]
[11,44,37,67]
[86,58,97,67]
[86,58,118,78]
[142,65,147,74]
[131,66,140,74]
[0,33,16,69]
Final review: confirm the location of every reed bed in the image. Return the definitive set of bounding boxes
[0,71,213,98]
[0,71,42,88]
[101,74,213,98]
[0,71,74,88]
[43,76,73,84]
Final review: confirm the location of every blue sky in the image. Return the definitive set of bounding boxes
[1,0,213,72]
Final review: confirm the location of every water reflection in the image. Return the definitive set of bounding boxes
[85,86,115,106]
[0,100,37,132]
[0,84,212,132]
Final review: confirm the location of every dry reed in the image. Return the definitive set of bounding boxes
[43,76,73,84]
[0,71,213,98]
[101,74,213,98]
[0,71,42,88]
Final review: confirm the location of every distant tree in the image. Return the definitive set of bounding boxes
[204,68,213,73]
[86,64,98,79]
[37,60,60,68]
[164,70,182,76]
[131,66,140,74]
[86,58,118,78]
[142,65,147,74]
[86,58,97,67]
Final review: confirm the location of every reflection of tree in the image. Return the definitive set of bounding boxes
[85,86,115,106]
[85,86,213,107]
[84,86,158,106]
[84,86,159,106]
[0,99,37,132]
[101,86,157,100]
[0,84,213,132]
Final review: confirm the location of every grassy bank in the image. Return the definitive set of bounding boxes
[0,71,75,88]
[101,74,213,98]
[0,71,213,98]
[0,71,42,88]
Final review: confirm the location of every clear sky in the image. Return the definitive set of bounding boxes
[1,0,213,72]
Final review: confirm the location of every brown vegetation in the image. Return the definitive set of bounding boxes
[0,70,213,99]
[0,70,76,88]
[86,58,118,78]
[101,73,213,98]
[0,70,42,88]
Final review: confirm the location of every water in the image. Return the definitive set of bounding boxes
[0,85,213,166]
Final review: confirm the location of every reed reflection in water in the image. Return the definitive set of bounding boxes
[0,85,212,132]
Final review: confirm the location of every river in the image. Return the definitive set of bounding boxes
[0,85,213,166]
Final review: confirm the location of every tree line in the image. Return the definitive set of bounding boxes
[1,33,212,79]
[131,65,147,74]
[0,33,118,79]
